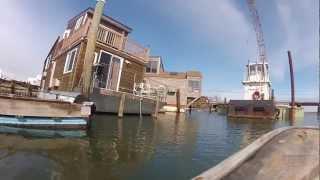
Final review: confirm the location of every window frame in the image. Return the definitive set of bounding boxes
[188,79,201,92]
[96,50,124,91]
[63,48,78,74]
[74,16,84,30]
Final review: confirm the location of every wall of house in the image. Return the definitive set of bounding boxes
[144,76,189,106]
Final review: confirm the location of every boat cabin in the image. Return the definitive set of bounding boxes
[242,62,271,100]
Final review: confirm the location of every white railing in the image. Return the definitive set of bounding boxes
[97,26,123,50]
[124,38,149,61]
[133,83,167,102]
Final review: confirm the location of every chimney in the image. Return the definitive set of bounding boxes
[82,0,106,97]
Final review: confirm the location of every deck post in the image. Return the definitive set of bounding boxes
[176,89,181,113]
[82,0,106,97]
[118,93,126,118]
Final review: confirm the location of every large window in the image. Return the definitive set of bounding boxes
[188,80,201,92]
[63,48,77,73]
[146,61,158,73]
[94,51,123,91]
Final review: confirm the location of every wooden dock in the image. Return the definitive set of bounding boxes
[193,127,319,180]
[0,95,91,130]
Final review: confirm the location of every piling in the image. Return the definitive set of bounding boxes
[10,81,15,94]
[82,0,106,97]
[287,51,296,107]
[118,93,126,118]
[153,95,160,118]
[176,89,181,113]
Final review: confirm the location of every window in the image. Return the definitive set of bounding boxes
[188,80,201,92]
[249,65,256,75]
[74,16,83,30]
[94,51,123,91]
[64,48,78,73]
[146,61,158,73]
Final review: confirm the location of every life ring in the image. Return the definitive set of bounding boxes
[252,91,260,100]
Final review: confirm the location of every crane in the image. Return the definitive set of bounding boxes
[246,0,267,66]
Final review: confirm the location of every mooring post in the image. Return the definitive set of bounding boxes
[82,0,106,97]
[176,89,181,113]
[287,51,296,107]
[10,81,15,94]
[118,93,126,118]
[153,94,160,118]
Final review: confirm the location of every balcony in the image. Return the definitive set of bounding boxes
[97,26,149,61]
[97,26,124,50]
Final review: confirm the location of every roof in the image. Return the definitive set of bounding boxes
[69,8,132,33]
[186,71,202,78]
[145,71,202,79]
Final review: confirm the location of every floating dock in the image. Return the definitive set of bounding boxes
[193,126,319,180]
[0,95,91,130]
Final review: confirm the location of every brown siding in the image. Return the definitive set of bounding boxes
[52,44,81,91]
[119,60,144,93]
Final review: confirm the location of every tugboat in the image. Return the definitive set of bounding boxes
[228,61,276,119]
[227,0,276,119]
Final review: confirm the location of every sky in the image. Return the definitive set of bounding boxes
[0,0,318,101]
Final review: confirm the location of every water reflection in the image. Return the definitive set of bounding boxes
[0,112,318,180]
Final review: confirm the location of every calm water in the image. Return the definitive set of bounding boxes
[0,111,319,180]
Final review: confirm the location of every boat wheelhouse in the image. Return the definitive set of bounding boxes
[242,62,271,100]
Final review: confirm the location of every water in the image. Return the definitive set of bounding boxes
[0,112,319,180]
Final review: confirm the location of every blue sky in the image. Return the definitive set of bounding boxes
[0,0,318,101]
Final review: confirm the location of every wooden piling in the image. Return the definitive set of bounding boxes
[118,93,126,118]
[176,89,181,113]
[153,95,160,118]
[287,51,296,107]
[82,0,106,96]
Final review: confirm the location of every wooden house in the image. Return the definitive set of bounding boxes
[144,56,202,112]
[41,8,149,94]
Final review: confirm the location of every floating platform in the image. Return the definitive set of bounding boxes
[0,95,91,130]
[228,100,276,119]
[193,126,319,180]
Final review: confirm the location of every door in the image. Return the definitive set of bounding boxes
[95,51,123,91]
[107,56,122,91]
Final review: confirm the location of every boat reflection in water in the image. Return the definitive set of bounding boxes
[0,112,318,180]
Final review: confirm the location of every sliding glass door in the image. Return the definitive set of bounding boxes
[94,51,123,91]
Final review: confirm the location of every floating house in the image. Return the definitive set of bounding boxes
[144,56,202,112]
[40,7,166,115]
[41,8,148,93]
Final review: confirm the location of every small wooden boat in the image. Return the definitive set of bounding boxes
[193,126,319,180]
[0,95,92,130]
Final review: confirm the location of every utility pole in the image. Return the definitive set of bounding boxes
[82,0,106,97]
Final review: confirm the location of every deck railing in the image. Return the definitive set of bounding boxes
[97,26,123,50]
[124,38,150,61]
